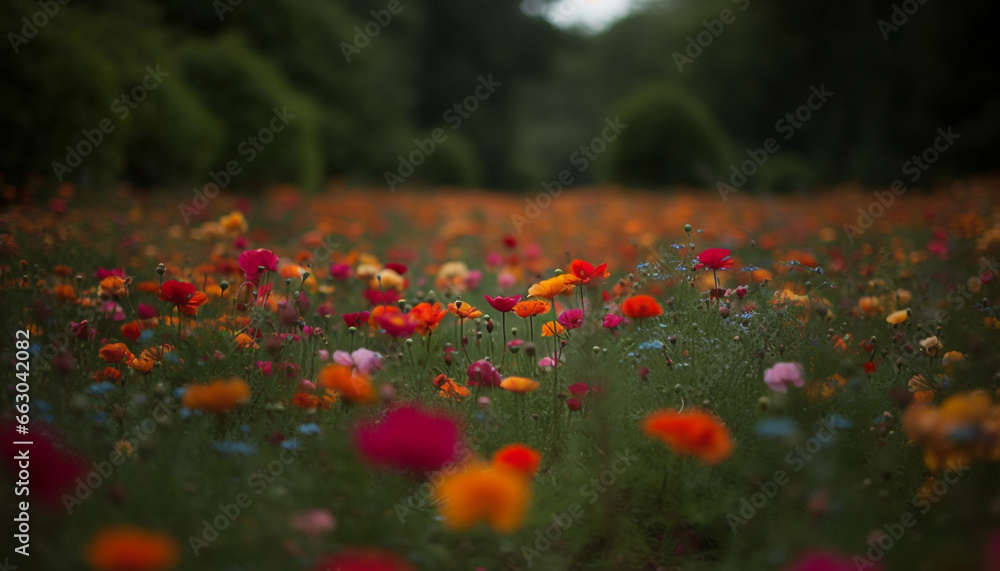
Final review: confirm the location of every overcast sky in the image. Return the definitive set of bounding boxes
[543,0,636,31]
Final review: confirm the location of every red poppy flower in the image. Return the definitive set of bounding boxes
[568,259,609,285]
[157,280,209,315]
[383,262,408,275]
[484,294,522,313]
[692,248,734,271]
[492,443,541,478]
[621,295,663,319]
[864,360,878,374]
[342,311,370,328]
[238,248,279,284]
[353,405,463,473]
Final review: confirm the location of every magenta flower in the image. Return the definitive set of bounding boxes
[467,359,502,387]
[333,348,384,376]
[94,267,125,279]
[137,303,159,320]
[238,248,279,284]
[558,308,585,329]
[780,549,866,571]
[484,294,522,313]
[329,263,351,280]
[567,382,590,397]
[764,362,806,393]
[353,405,463,473]
[602,313,629,330]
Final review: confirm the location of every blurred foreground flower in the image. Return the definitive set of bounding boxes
[182,378,250,414]
[353,405,462,473]
[318,364,377,404]
[643,409,734,464]
[311,548,415,571]
[84,526,179,571]
[433,462,531,533]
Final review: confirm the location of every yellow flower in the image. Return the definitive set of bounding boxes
[432,462,531,533]
[886,308,910,325]
[219,211,248,234]
[499,376,539,393]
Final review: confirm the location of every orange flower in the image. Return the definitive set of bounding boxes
[513,300,551,318]
[53,283,77,302]
[84,525,179,571]
[218,211,248,234]
[499,376,539,393]
[234,333,259,350]
[98,276,127,298]
[368,305,401,327]
[492,444,541,478]
[432,461,531,533]
[642,409,734,465]
[409,302,447,335]
[318,364,377,404]
[621,295,663,319]
[433,374,471,401]
[94,367,122,383]
[99,343,134,364]
[886,308,910,325]
[540,321,565,337]
[292,390,338,409]
[527,275,575,299]
[447,301,482,319]
[858,296,882,316]
[182,378,251,414]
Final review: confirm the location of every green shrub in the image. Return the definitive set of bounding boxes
[178,33,323,191]
[603,83,732,188]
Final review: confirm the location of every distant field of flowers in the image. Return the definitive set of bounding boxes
[2,179,1000,571]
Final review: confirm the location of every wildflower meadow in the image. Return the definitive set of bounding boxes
[2,181,1000,571]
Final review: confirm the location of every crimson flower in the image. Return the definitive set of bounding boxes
[342,311,370,328]
[1,421,86,508]
[157,280,209,315]
[374,312,417,337]
[484,294,522,313]
[363,288,401,306]
[238,248,279,284]
[692,248,734,271]
[569,259,609,285]
[311,548,416,571]
[864,361,878,374]
[353,405,462,473]
[383,262,408,275]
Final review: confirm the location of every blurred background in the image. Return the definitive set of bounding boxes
[2,0,998,193]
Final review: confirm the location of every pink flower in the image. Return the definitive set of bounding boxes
[298,379,317,391]
[467,359,502,387]
[558,308,585,329]
[137,303,159,320]
[100,301,125,321]
[333,348,384,376]
[238,248,279,284]
[94,267,125,279]
[497,271,517,289]
[484,294,522,313]
[602,313,629,330]
[290,509,336,539]
[330,263,351,280]
[764,362,806,393]
[465,269,483,290]
[318,349,330,361]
